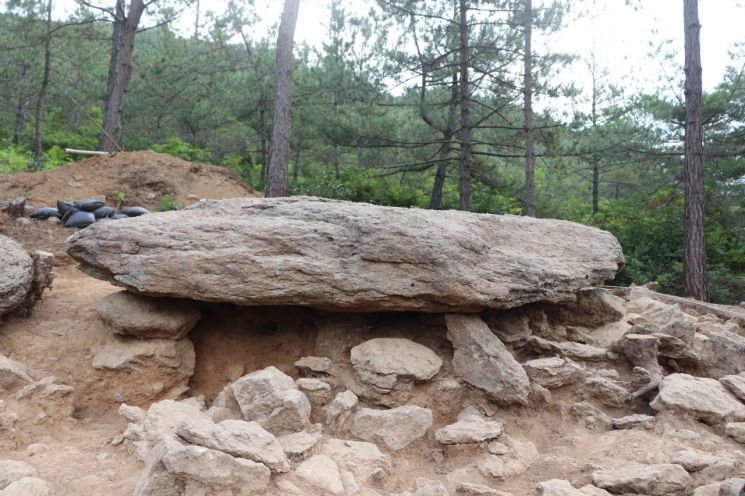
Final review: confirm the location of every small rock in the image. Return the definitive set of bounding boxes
[650,373,745,424]
[612,414,655,430]
[725,422,745,443]
[0,460,38,489]
[230,366,311,435]
[296,378,331,392]
[351,405,432,450]
[435,414,503,445]
[446,314,530,405]
[700,331,745,378]
[96,291,201,339]
[719,478,745,496]
[296,454,345,495]
[522,357,584,389]
[552,288,627,327]
[351,338,442,391]
[484,308,531,344]
[324,390,358,428]
[524,336,609,362]
[295,356,334,376]
[584,377,629,408]
[592,463,693,495]
[533,479,584,496]
[456,483,511,495]
[692,483,721,496]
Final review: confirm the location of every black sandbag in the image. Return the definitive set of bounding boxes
[73,199,105,212]
[120,206,149,217]
[30,207,61,219]
[64,211,95,228]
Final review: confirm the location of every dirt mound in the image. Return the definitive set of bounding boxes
[0,151,260,259]
[0,151,259,211]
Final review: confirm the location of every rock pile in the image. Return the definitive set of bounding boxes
[46,197,745,494]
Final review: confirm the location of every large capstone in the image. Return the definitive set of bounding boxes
[64,197,624,312]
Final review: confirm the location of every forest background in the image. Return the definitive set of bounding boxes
[0,0,744,303]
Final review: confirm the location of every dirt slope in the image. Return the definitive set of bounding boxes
[0,150,259,211]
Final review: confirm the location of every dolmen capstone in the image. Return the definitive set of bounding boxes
[64,197,624,312]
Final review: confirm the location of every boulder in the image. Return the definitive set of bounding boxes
[64,197,624,312]
[350,405,432,450]
[0,460,38,490]
[92,336,195,376]
[0,236,33,320]
[591,464,693,495]
[278,431,323,457]
[295,455,345,495]
[700,331,745,378]
[719,478,745,496]
[725,422,745,444]
[230,366,311,435]
[96,291,201,339]
[350,338,442,391]
[435,415,503,445]
[445,314,530,405]
[721,373,745,401]
[522,357,584,389]
[650,373,745,424]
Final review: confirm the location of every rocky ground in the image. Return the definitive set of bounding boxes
[0,196,744,496]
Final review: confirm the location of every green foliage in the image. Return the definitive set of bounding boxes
[156,193,181,212]
[0,145,32,174]
[151,138,211,163]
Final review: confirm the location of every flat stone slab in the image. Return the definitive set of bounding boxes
[64,197,624,312]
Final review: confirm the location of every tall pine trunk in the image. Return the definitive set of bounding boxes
[265,0,300,197]
[33,0,52,164]
[99,0,146,152]
[523,0,536,216]
[457,0,472,211]
[682,0,708,301]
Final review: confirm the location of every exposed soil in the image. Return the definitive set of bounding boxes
[0,151,260,259]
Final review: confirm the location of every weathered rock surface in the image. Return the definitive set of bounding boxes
[611,414,655,430]
[700,331,745,378]
[413,478,448,496]
[278,431,323,457]
[670,448,720,472]
[591,464,693,495]
[435,414,503,445]
[650,373,745,424]
[295,356,334,376]
[725,422,745,443]
[524,336,609,362]
[96,291,201,339]
[295,454,345,495]
[720,373,745,401]
[174,417,289,472]
[1,477,50,496]
[0,356,33,391]
[320,438,392,484]
[230,366,312,435]
[445,314,530,405]
[64,197,624,312]
[550,288,626,327]
[584,377,629,408]
[324,390,358,429]
[350,338,442,391]
[0,460,38,490]
[0,237,52,321]
[351,405,432,450]
[92,336,195,376]
[522,357,584,389]
[533,479,588,496]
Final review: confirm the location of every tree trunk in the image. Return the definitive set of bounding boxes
[431,72,459,210]
[259,105,268,184]
[523,0,536,216]
[99,0,146,152]
[592,160,600,217]
[682,0,709,301]
[457,0,472,211]
[293,136,302,179]
[265,0,300,198]
[13,94,29,145]
[33,0,53,164]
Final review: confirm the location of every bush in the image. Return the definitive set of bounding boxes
[156,193,181,212]
[152,138,211,162]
